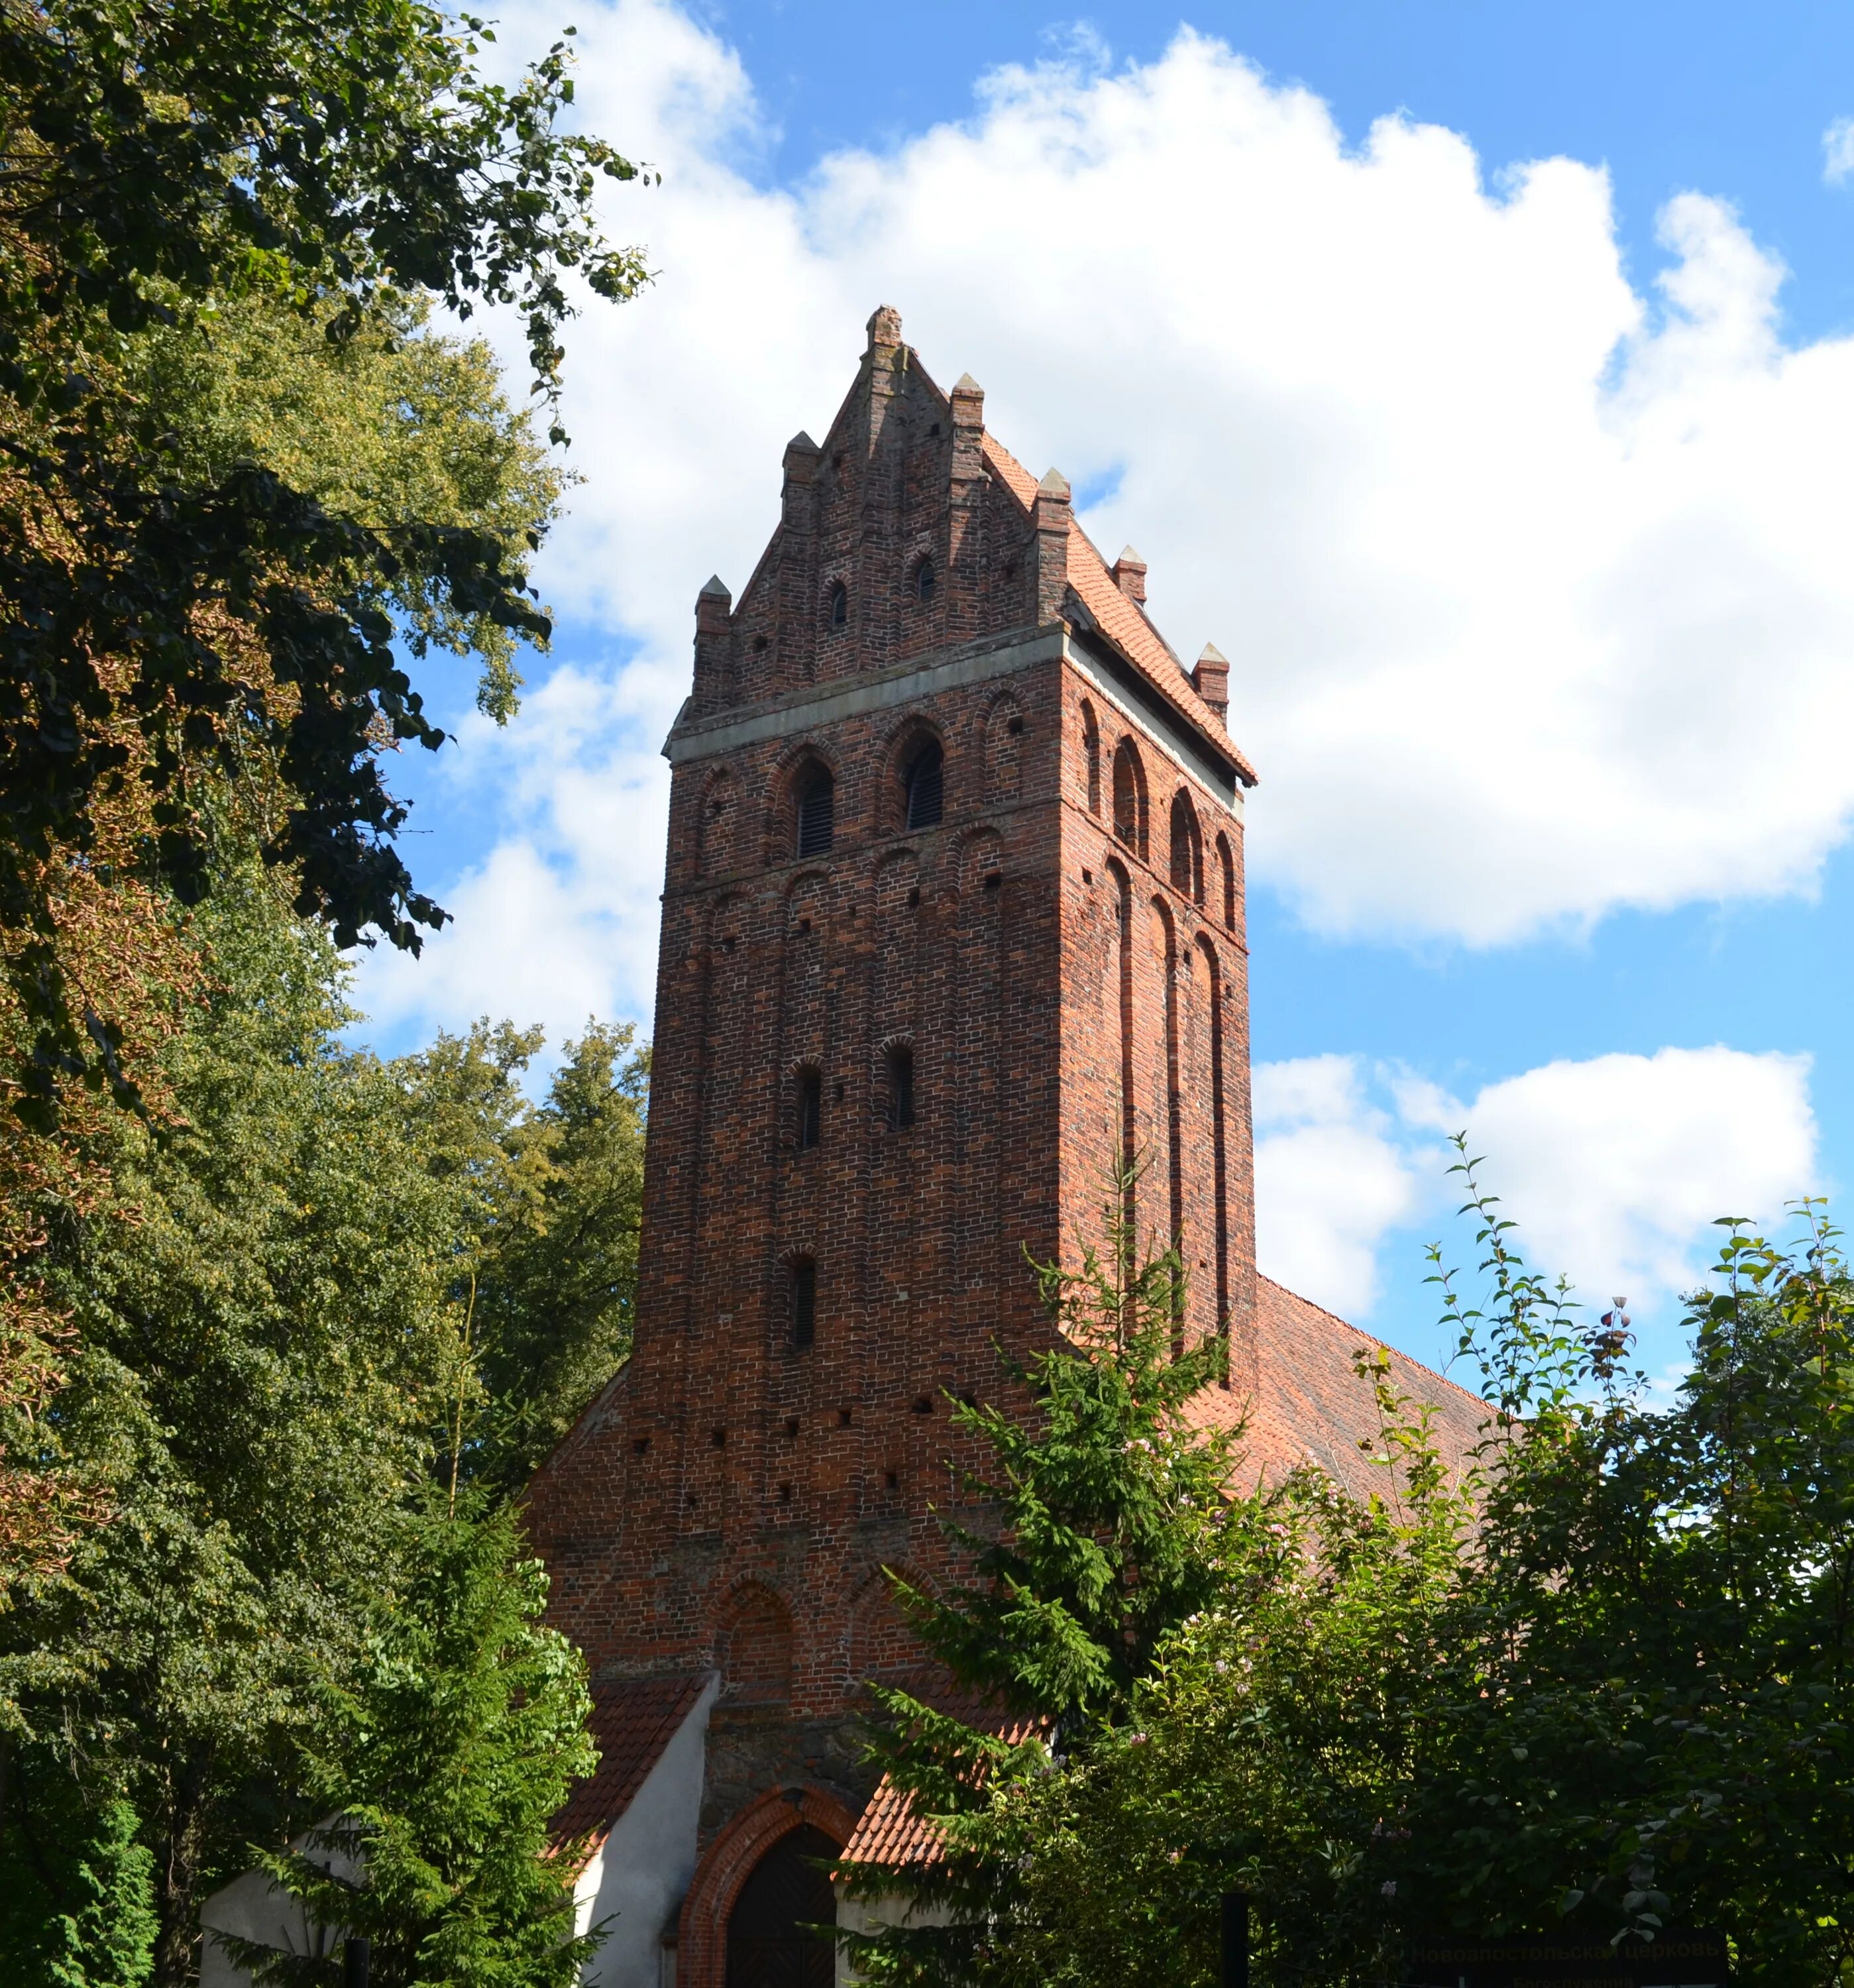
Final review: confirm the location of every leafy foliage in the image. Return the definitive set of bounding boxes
[865,1144,1854,1988]
[393,1015,648,1496]
[840,1182,1288,1981]
[1386,1158,1854,1982]
[0,0,650,1113]
[0,859,463,1979]
[227,1497,600,1988]
[0,1780,157,1987]
[127,291,567,721]
[0,857,644,1981]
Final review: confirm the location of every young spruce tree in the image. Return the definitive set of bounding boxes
[840,1170,1294,1985]
[228,1497,600,1988]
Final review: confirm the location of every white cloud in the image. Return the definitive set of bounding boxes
[1256,1043,1816,1343]
[353,663,669,1048]
[1405,1044,1820,1316]
[1252,1055,1425,1317]
[1824,115,1854,186]
[382,4,1854,1031]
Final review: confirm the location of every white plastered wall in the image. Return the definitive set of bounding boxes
[575,1672,720,1988]
[833,1887,955,1988]
[197,1830,360,1987]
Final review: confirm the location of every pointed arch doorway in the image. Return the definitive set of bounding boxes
[724,1823,838,1988]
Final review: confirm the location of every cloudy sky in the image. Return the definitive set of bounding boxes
[353,0,1854,1382]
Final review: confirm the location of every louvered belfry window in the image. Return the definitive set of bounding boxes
[795,767,834,857]
[904,740,943,830]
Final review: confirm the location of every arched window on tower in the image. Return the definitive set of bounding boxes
[827,580,847,629]
[903,740,944,830]
[795,1067,821,1150]
[1170,792,1203,907]
[1081,702,1101,815]
[789,1257,817,1350]
[1112,740,1146,857]
[914,556,936,604]
[795,765,834,857]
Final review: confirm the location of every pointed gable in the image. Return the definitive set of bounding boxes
[683,307,1254,789]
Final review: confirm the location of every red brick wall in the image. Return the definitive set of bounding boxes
[526,309,1257,1863]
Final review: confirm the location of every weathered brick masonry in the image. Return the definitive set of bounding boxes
[525,307,1484,1988]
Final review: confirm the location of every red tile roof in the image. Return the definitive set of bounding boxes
[1209,1276,1492,1502]
[840,1773,944,1872]
[838,1721,1042,1874]
[553,1673,710,1850]
[979,432,1259,788]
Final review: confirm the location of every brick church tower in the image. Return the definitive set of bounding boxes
[525,307,1481,1988]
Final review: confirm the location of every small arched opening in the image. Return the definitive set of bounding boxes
[1215,831,1236,930]
[1170,791,1203,907]
[1111,740,1147,857]
[1081,701,1101,816]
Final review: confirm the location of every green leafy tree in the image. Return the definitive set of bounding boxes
[904,1353,1474,1988]
[0,1778,157,1987]
[1384,1162,1854,1982]
[0,855,466,1979]
[841,1180,1287,1982]
[0,854,645,1977]
[227,1496,600,1988]
[895,1146,1854,1988]
[392,1016,649,1496]
[0,0,651,1112]
[127,290,568,722]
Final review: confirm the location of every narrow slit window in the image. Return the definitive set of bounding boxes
[915,557,936,603]
[828,580,848,628]
[791,1258,817,1350]
[796,1068,821,1150]
[904,741,944,830]
[796,766,834,857]
[886,1044,915,1131]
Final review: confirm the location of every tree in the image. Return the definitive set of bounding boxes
[0,853,468,1981]
[908,1352,1472,1988]
[840,1184,1292,1983]
[228,1497,600,1988]
[392,1016,648,1496]
[0,844,648,1978]
[127,290,568,724]
[0,271,567,1588]
[0,1781,157,1987]
[1382,1166,1854,1981]
[871,1148,1854,1988]
[0,0,651,1111]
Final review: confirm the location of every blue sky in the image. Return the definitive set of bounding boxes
[353,0,1854,1385]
